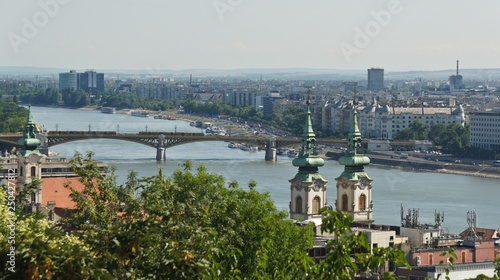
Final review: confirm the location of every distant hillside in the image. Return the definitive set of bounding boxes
[1,66,499,81]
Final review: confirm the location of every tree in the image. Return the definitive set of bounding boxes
[409,119,429,140]
[310,210,407,279]
[1,154,409,279]
[394,128,415,140]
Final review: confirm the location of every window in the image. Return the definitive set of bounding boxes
[31,166,36,177]
[20,167,23,177]
[359,194,366,211]
[461,251,466,263]
[313,197,320,214]
[342,194,348,211]
[429,254,433,266]
[296,196,302,213]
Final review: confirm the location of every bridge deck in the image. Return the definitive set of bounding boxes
[0,131,414,150]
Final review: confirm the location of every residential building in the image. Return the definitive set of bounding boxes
[469,110,500,150]
[315,102,465,139]
[58,70,78,91]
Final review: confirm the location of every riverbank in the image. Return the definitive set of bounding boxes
[323,150,500,179]
[71,105,500,180]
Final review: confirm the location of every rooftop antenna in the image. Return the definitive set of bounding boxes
[466,211,479,240]
[435,209,444,228]
[401,204,404,226]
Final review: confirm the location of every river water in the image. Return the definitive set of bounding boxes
[27,105,500,234]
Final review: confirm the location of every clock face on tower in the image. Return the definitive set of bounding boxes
[314,181,322,190]
[360,178,368,187]
[295,181,303,190]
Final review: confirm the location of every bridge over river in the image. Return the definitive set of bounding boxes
[0,131,412,161]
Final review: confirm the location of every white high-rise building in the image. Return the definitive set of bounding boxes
[470,110,500,150]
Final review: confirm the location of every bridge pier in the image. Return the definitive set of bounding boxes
[156,146,166,161]
[156,134,166,161]
[265,138,276,161]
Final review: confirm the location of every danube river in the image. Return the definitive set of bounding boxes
[28,106,499,234]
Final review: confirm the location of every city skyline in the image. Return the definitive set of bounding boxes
[2,1,500,72]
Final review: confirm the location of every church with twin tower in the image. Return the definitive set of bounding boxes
[289,92,374,225]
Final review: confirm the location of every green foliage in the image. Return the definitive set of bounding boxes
[1,155,316,279]
[394,120,429,140]
[19,88,62,106]
[393,120,493,159]
[0,99,28,133]
[100,91,174,111]
[182,100,309,136]
[409,120,430,140]
[310,209,408,279]
[0,154,409,279]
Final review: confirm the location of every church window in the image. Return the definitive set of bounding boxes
[20,167,23,177]
[296,196,302,213]
[31,166,36,177]
[359,194,366,211]
[342,194,348,211]
[313,197,320,214]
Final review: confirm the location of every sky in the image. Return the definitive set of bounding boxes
[1,0,500,72]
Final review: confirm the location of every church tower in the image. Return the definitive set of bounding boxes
[289,91,327,224]
[336,93,374,224]
[17,105,43,204]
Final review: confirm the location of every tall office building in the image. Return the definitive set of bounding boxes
[58,70,78,91]
[263,91,283,116]
[78,70,104,94]
[58,70,105,94]
[367,68,384,91]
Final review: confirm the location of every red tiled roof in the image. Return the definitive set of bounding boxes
[460,227,499,239]
[42,177,85,209]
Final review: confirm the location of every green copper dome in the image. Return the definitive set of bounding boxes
[17,105,42,157]
[290,93,327,183]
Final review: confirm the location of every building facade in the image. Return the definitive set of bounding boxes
[469,110,500,150]
[367,68,384,92]
[58,70,78,91]
[315,102,465,139]
[59,70,105,94]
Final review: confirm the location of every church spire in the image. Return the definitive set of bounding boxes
[337,90,371,179]
[335,90,374,224]
[290,90,326,182]
[289,90,327,223]
[17,104,42,157]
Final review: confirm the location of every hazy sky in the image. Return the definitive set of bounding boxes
[2,0,500,72]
